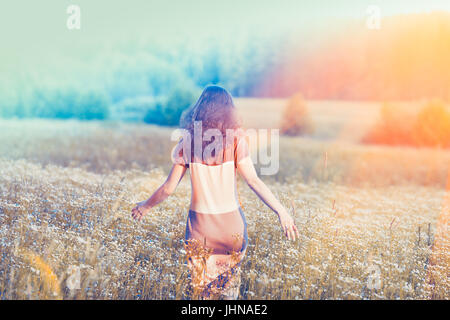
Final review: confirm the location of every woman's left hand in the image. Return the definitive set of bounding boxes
[278,211,299,241]
[131,201,150,221]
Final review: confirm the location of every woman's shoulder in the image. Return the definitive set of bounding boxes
[233,129,250,163]
[234,129,250,149]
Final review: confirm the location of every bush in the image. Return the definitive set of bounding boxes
[363,100,450,148]
[110,96,158,122]
[0,83,110,120]
[71,90,110,120]
[362,103,416,146]
[37,88,110,120]
[280,93,313,136]
[412,100,450,148]
[144,86,198,126]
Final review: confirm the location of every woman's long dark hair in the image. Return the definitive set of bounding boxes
[180,85,241,135]
[179,85,242,163]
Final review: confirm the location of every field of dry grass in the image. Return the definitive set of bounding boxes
[0,99,448,299]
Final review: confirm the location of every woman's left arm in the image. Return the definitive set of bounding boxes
[131,164,187,221]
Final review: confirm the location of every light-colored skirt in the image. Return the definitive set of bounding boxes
[184,207,247,299]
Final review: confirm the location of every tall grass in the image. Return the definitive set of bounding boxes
[0,119,448,299]
[1,118,448,188]
[0,157,447,300]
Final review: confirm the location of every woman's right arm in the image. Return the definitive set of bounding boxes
[131,163,186,221]
[237,157,299,241]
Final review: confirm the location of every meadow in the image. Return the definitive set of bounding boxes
[0,99,448,299]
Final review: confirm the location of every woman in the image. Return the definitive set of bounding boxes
[131,85,298,299]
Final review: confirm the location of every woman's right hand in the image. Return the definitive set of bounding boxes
[131,201,150,221]
[278,210,299,241]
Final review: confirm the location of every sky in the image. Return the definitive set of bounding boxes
[1,0,450,70]
[2,0,450,43]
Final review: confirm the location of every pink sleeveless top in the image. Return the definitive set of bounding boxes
[172,131,250,214]
[173,131,250,255]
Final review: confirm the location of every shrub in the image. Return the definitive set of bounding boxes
[363,100,450,148]
[110,96,158,122]
[71,90,110,120]
[1,84,110,120]
[144,86,198,126]
[362,103,416,146]
[412,100,450,148]
[280,93,313,136]
[40,88,110,120]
